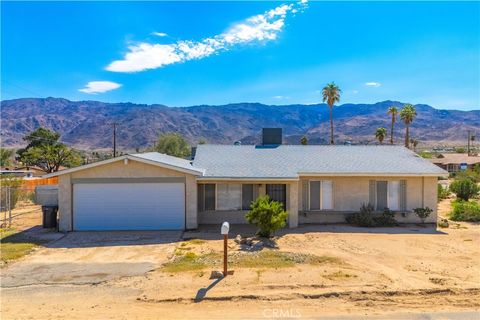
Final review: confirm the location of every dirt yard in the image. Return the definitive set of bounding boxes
[1,200,479,319]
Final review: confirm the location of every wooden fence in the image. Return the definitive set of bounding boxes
[21,177,58,191]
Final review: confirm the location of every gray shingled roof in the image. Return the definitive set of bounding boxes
[130,152,204,173]
[192,145,447,178]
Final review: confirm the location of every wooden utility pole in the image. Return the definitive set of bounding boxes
[113,122,117,157]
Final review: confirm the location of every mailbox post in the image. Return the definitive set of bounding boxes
[221,222,230,277]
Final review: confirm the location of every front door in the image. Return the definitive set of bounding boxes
[266,184,286,209]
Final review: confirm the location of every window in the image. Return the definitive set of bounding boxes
[387,181,400,211]
[266,184,286,209]
[217,184,241,210]
[242,184,254,210]
[198,183,257,212]
[376,180,400,211]
[309,180,333,210]
[204,184,216,211]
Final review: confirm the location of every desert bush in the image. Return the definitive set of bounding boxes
[346,203,375,227]
[449,178,479,201]
[449,200,480,222]
[437,184,450,202]
[245,196,288,238]
[0,176,23,211]
[373,208,398,227]
[413,207,433,224]
[346,204,398,227]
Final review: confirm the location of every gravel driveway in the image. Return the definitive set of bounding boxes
[1,231,181,288]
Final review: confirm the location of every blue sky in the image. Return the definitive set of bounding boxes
[1,1,479,110]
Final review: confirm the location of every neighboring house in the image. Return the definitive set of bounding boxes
[1,166,46,178]
[430,153,480,173]
[45,129,447,232]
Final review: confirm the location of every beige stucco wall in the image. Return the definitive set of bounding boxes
[298,176,438,224]
[58,159,198,231]
[197,176,438,226]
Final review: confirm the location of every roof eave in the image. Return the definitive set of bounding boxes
[297,172,449,178]
[196,176,299,181]
[43,154,204,178]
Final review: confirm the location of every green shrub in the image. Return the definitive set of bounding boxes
[437,184,449,202]
[449,178,479,201]
[346,203,375,227]
[346,204,398,227]
[413,207,433,224]
[455,168,480,183]
[0,176,23,211]
[245,196,288,238]
[449,200,480,222]
[373,208,398,227]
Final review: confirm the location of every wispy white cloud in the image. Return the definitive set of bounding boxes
[365,82,381,87]
[78,81,121,94]
[106,1,308,73]
[273,95,290,100]
[151,32,168,37]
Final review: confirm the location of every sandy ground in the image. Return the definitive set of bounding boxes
[1,199,480,319]
[1,202,42,231]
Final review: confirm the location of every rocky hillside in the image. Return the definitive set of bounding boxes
[1,97,479,151]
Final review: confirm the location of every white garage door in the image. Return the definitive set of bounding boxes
[73,183,185,231]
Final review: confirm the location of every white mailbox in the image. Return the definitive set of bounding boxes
[221,222,230,235]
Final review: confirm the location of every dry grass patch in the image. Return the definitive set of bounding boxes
[163,249,341,273]
[1,228,45,265]
[163,252,221,273]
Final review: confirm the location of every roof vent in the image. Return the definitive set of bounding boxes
[262,128,282,146]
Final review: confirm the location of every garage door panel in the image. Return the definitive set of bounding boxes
[73,183,185,231]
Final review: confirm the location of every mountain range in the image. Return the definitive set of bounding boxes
[1,97,479,151]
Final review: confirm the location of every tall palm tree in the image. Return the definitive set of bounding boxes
[322,82,341,145]
[375,127,387,144]
[399,104,417,148]
[387,106,398,144]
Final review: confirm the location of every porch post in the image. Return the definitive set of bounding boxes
[288,181,299,228]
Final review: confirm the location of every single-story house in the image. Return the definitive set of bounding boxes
[430,153,480,173]
[45,130,447,232]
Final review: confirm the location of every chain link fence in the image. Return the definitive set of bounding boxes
[0,185,36,228]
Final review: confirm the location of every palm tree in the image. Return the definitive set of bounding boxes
[399,104,417,148]
[387,106,398,144]
[375,127,387,144]
[322,82,341,145]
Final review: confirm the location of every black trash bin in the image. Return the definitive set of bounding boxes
[42,206,58,228]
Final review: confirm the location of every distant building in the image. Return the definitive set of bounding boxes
[430,154,480,173]
[0,166,45,178]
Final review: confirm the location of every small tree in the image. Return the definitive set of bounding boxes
[413,207,433,224]
[449,178,479,201]
[375,127,387,144]
[155,133,191,158]
[0,148,14,166]
[18,128,82,173]
[300,136,308,145]
[245,196,288,238]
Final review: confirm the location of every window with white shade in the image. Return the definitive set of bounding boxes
[309,180,333,210]
[387,180,400,211]
[376,180,400,211]
[216,184,242,210]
